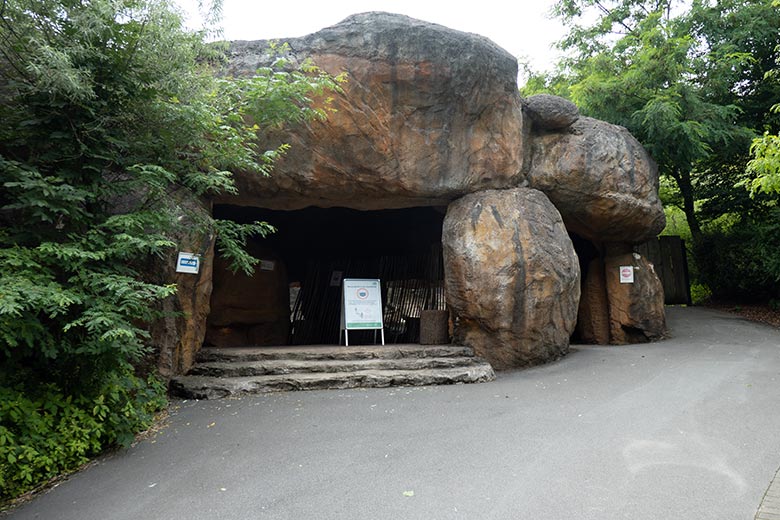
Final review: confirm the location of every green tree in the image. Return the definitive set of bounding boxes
[524,0,780,298]
[746,47,780,196]
[0,0,342,499]
[747,129,780,194]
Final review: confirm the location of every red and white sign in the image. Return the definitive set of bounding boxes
[619,265,635,284]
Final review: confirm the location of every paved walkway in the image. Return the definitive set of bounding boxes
[5,307,780,520]
[757,468,780,520]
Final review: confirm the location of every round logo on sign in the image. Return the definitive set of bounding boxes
[621,267,632,277]
[356,288,369,299]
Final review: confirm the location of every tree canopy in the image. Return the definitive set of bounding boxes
[524,0,780,299]
[0,0,342,499]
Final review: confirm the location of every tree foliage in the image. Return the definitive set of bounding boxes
[746,53,780,196]
[0,0,342,500]
[747,131,780,194]
[524,0,780,298]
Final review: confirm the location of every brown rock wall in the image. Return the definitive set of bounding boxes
[528,117,665,243]
[223,12,526,210]
[206,245,290,347]
[148,199,215,378]
[603,243,667,344]
[576,257,611,345]
[443,188,580,369]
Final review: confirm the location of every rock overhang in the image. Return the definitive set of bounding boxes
[221,11,527,211]
[193,12,669,371]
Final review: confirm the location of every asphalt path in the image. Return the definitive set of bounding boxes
[6,306,780,520]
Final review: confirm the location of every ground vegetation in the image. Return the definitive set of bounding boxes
[0,0,341,501]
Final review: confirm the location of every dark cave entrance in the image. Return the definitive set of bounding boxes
[207,205,448,347]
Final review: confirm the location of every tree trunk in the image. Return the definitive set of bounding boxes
[672,168,703,246]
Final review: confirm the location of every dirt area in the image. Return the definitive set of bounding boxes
[703,301,780,329]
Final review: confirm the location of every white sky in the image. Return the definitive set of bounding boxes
[174,1,567,75]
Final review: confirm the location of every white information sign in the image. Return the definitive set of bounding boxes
[259,260,275,271]
[176,252,200,274]
[619,265,635,284]
[341,279,384,346]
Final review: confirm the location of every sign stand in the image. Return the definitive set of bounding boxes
[340,278,385,346]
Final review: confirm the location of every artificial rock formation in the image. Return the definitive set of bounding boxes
[206,244,290,348]
[157,12,670,375]
[523,94,580,130]
[148,198,215,377]
[223,12,526,210]
[527,117,666,244]
[575,257,611,345]
[603,244,667,343]
[443,188,580,369]
[575,245,667,345]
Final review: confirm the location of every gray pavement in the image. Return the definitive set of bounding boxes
[6,306,780,520]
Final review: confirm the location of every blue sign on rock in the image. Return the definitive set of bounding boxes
[176,252,200,274]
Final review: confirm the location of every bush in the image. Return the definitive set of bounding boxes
[0,0,340,502]
[697,208,780,300]
[0,367,166,502]
[690,283,713,305]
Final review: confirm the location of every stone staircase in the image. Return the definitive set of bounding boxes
[170,344,495,399]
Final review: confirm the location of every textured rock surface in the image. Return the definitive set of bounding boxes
[576,257,611,345]
[148,199,215,378]
[170,344,494,398]
[603,243,667,343]
[528,117,665,243]
[524,94,579,130]
[223,12,526,210]
[206,245,289,347]
[156,13,670,378]
[443,188,580,369]
[419,309,449,345]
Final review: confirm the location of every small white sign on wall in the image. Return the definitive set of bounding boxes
[176,252,200,274]
[259,260,275,271]
[619,265,635,284]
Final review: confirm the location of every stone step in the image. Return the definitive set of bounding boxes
[189,356,481,377]
[197,344,475,363]
[170,363,496,400]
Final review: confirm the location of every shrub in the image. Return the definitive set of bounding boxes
[697,208,780,300]
[0,0,340,502]
[0,367,166,502]
[690,283,713,305]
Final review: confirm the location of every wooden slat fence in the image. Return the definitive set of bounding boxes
[636,235,692,305]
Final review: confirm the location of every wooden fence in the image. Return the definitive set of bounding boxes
[636,235,692,305]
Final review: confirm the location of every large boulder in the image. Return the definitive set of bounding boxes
[223,12,526,210]
[603,243,667,343]
[443,188,580,369]
[528,117,665,243]
[523,94,579,130]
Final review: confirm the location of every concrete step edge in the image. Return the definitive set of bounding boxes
[170,365,496,399]
[197,344,476,362]
[189,356,484,376]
